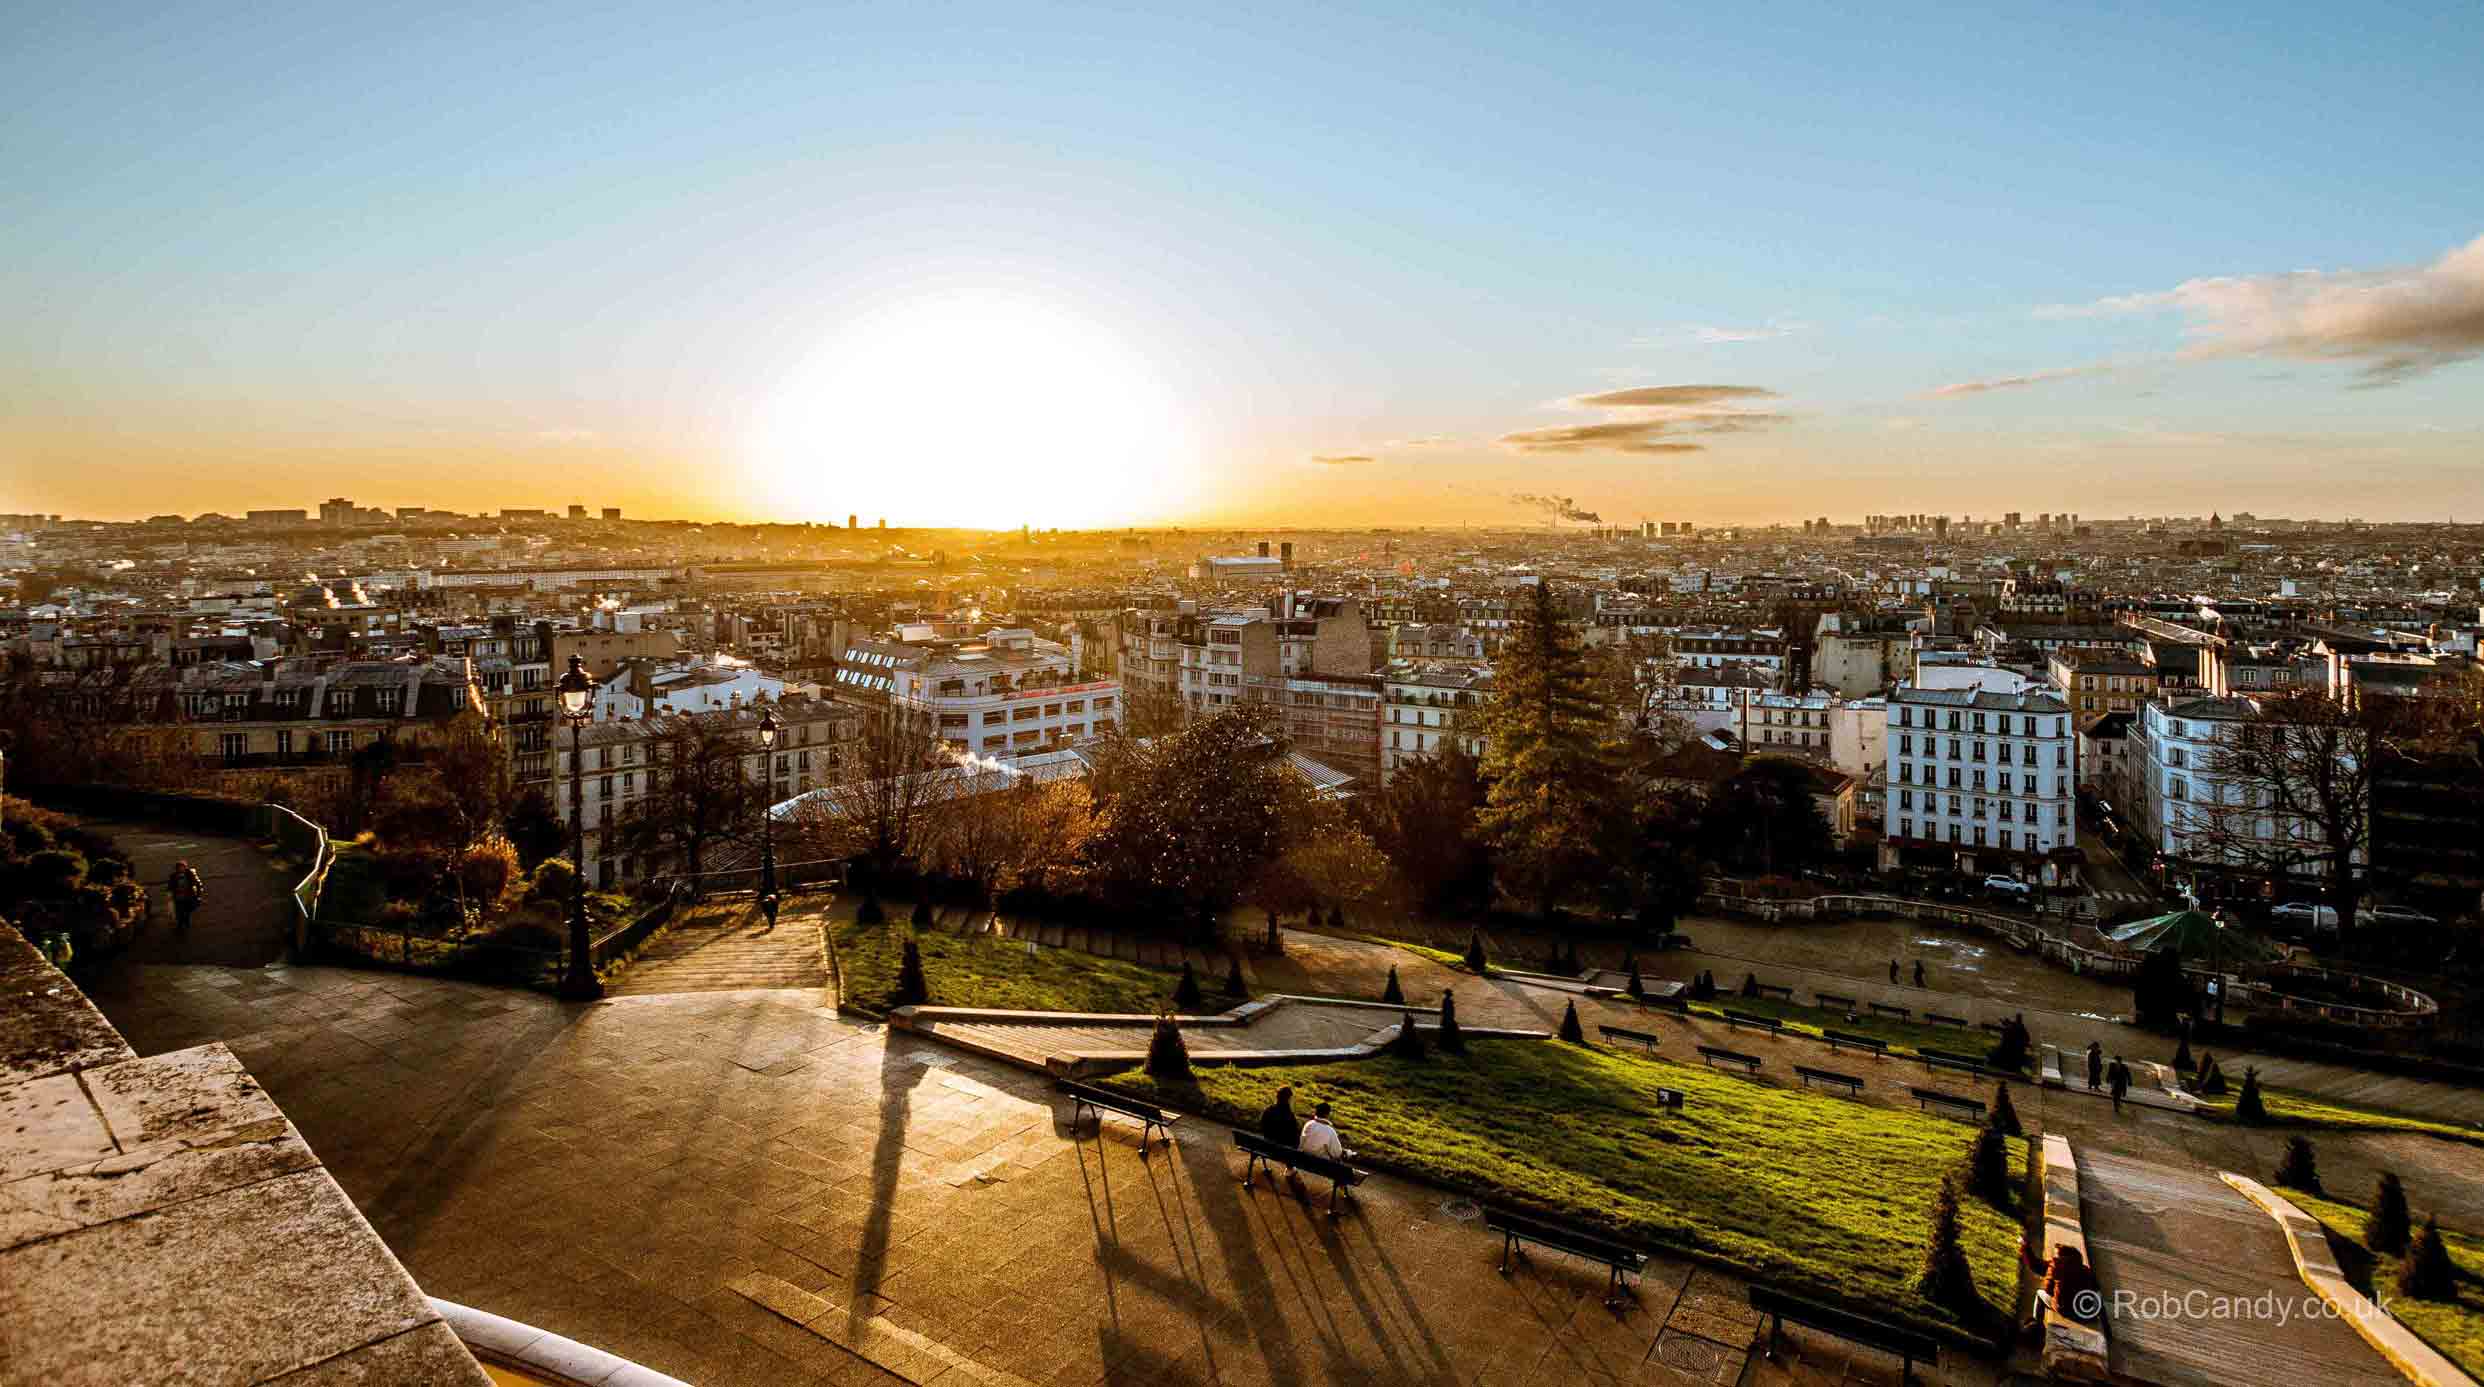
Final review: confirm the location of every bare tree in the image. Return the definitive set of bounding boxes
[2188,688,2382,944]
[784,703,953,879]
[923,775,1095,904]
[606,713,763,882]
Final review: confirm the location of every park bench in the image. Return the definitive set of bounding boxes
[1058,1080,1175,1152]
[1697,1045,1762,1077]
[1720,1009,1784,1036]
[1918,1054,2003,1080]
[1483,1204,1650,1307]
[1636,993,1690,1017]
[1978,1018,2010,1035]
[1598,1025,1660,1053]
[1868,1002,1912,1020]
[1909,1087,1987,1123]
[1750,1285,1941,1386]
[1751,982,1795,1001]
[1232,1129,1365,1215]
[1650,1087,1686,1111]
[1793,1065,1864,1098]
[1820,1029,1889,1056]
[1814,992,1858,1011]
[1924,1013,1969,1029]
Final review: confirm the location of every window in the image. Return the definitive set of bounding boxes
[2169,777,2187,801]
[326,730,352,755]
[275,731,292,757]
[1899,818,1913,839]
[1899,789,1913,810]
[220,733,248,762]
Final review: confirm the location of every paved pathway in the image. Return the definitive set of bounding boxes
[85,817,298,969]
[2076,1152,2401,1387]
[605,897,831,996]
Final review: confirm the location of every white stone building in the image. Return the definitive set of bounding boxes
[1880,681,2078,882]
[1381,663,1491,783]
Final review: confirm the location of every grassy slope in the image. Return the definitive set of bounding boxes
[2192,1085,2484,1148]
[2290,1191,2484,1379]
[834,919,1226,1016]
[1110,1037,2022,1340]
[1682,994,2028,1068]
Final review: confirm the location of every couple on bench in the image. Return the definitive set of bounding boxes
[1257,1085,1357,1199]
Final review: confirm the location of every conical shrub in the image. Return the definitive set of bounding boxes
[1381,965,1404,1005]
[2172,1032,2193,1074]
[2369,1172,2412,1255]
[1172,961,1204,1012]
[1558,999,1585,1044]
[1222,956,1247,999]
[1463,928,1488,973]
[2402,1215,2457,1300]
[1989,1081,2022,1137]
[1626,956,1646,999]
[1917,1176,1981,1317]
[857,891,886,924]
[1740,971,1760,999]
[1964,1126,2013,1206]
[1437,989,1465,1055]
[1146,1008,1193,1082]
[2273,1135,2321,1194]
[1385,1013,1427,1059]
[2235,1065,2269,1124]
[891,936,929,1008]
[1328,904,1345,930]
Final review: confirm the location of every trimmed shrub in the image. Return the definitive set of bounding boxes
[2235,1066,2269,1123]
[891,937,929,1008]
[856,891,886,924]
[1172,961,1204,1011]
[1222,956,1246,999]
[1964,1126,2013,1206]
[524,857,579,904]
[1328,904,1345,930]
[2273,1135,2321,1194]
[2402,1216,2458,1300]
[1625,956,1646,999]
[1463,928,1488,973]
[1146,1010,1193,1083]
[1558,999,1585,1044]
[1740,971,1760,999]
[455,833,521,909]
[1437,989,1465,1055]
[1917,1176,1981,1317]
[2197,1053,2227,1096]
[2172,1031,2194,1075]
[2369,1172,2412,1255]
[1385,1013,1427,1059]
[1989,1081,2022,1137]
[1987,1013,2031,1072]
[1381,965,1404,1005]
[910,896,933,926]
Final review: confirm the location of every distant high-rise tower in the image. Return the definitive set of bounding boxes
[601,507,621,521]
[567,504,587,519]
[848,514,858,529]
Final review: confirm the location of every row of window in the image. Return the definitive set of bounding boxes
[1896,791,2067,824]
[1895,820,2051,850]
[1895,706,2066,737]
[1895,762,2066,792]
[1896,735,2063,767]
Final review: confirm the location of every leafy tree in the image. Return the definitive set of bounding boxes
[1595,788,1706,935]
[2370,1172,2412,1255]
[502,785,567,870]
[1357,745,1494,914]
[2187,688,2388,953]
[2273,1135,2321,1193]
[1087,705,1300,933]
[1477,582,1622,917]
[923,775,1094,905]
[2402,1216,2458,1300]
[1700,756,1833,874]
[788,704,952,881]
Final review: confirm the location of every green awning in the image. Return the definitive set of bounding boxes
[2103,909,2282,962]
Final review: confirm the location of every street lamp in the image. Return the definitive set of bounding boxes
[2210,909,2227,1026]
[556,655,602,1000]
[756,705,781,930]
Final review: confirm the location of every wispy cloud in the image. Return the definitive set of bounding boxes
[1923,363,2114,398]
[1498,422,1709,454]
[1500,381,1786,455]
[1626,322,1808,347]
[2033,233,2484,385]
[1383,435,1461,448]
[1308,453,1375,465]
[1567,384,1780,409]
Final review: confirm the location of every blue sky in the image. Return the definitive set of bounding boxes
[5,1,2481,524]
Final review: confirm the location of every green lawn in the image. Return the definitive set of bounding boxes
[1107,1037,2024,1341]
[1684,994,2028,1070]
[833,918,1232,1016]
[2289,1190,2484,1378]
[2193,1085,2484,1148]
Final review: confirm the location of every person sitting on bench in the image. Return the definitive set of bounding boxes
[1298,1101,1356,1199]
[2023,1241,2100,1322]
[1258,1086,1300,1148]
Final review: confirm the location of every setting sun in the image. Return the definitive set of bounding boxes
[741,289,1197,530]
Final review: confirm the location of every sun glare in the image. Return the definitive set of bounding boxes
[743,290,1196,530]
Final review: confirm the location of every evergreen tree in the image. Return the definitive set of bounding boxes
[1625,956,1646,999]
[2369,1172,2412,1255]
[1328,903,1346,931]
[1917,1176,1981,1317]
[1989,1081,2022,1137]
[857,890,886,924]
[2273,1135,2322,1194]
[891,936,929,1008]
[2172,1029,2194,1075]
[1437,989,1465,1055]
[1172,961,1204,1011]
[1145,1008,1193,1082]
[1987,1014,2031,1072]
[1381,964,1404,1004]
[1558,999,1585,1043]
[2402,1216,2457,1301]
[2235,1065,2269,1123]
[1964,1126,2013,1205]
[1222,955,1247,999]
[1464,928,1489,973]
[1385,1013,1427,1059]
[1741,971,1761,998]
[1477,582,1622,917]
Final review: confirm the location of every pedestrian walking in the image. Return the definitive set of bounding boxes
[2085,1041,2103,1091]
[168,861,204,931]
[1913,960,1927,988]
[1888,959,1899,984]
[2107,1057,2131,1113]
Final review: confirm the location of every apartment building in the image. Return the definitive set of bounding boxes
[835,626,1118,759]
[2131,695,2364,898]
[1116,595,1372,713]
[1738,689,1835,758]
[1382,663,1491,783]
[1880,681,2078,882]
[1668,627,1786,673]
[2047,653,2159,724]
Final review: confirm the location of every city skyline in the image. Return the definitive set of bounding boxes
[8,3,2484,526]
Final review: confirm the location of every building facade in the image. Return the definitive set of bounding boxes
[1880,682,2078,882]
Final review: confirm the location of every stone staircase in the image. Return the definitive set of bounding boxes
[604,900,829,996]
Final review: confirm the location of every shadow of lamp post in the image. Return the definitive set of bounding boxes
[556,655,603,1001]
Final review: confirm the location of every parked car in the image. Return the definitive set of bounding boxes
[2368,903,2440,927]
[1982,875,2032,898]
[2270,901,2340,934]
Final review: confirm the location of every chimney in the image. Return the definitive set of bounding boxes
[1280,541,1293,567]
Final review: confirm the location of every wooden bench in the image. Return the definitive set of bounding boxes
[1909,1087,1987,1123]
[1483,1204,1650,1307]
[1814,992,1859,1011]
[1232,1129,1365,1215]
[1925,1013,1969,1029]
[1059,1080,1175,1151]
[1793,1065,1864,1098]
[1636,993,1690,1017]
[1918,1046,2009,1077]
[1599,1025,1661,1053]
[1697,1045,1762,1076]
[1820,1029,1889,1057]
[1720,1009,1784,1036]
[1868,1002,1912,1020]
[1751,982,1795,1001]
[1750,1285,1941,1386]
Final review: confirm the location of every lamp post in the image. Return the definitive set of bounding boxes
[2211,909,2227,1026]
[556,656,602,1000]
[756,705,780,930]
